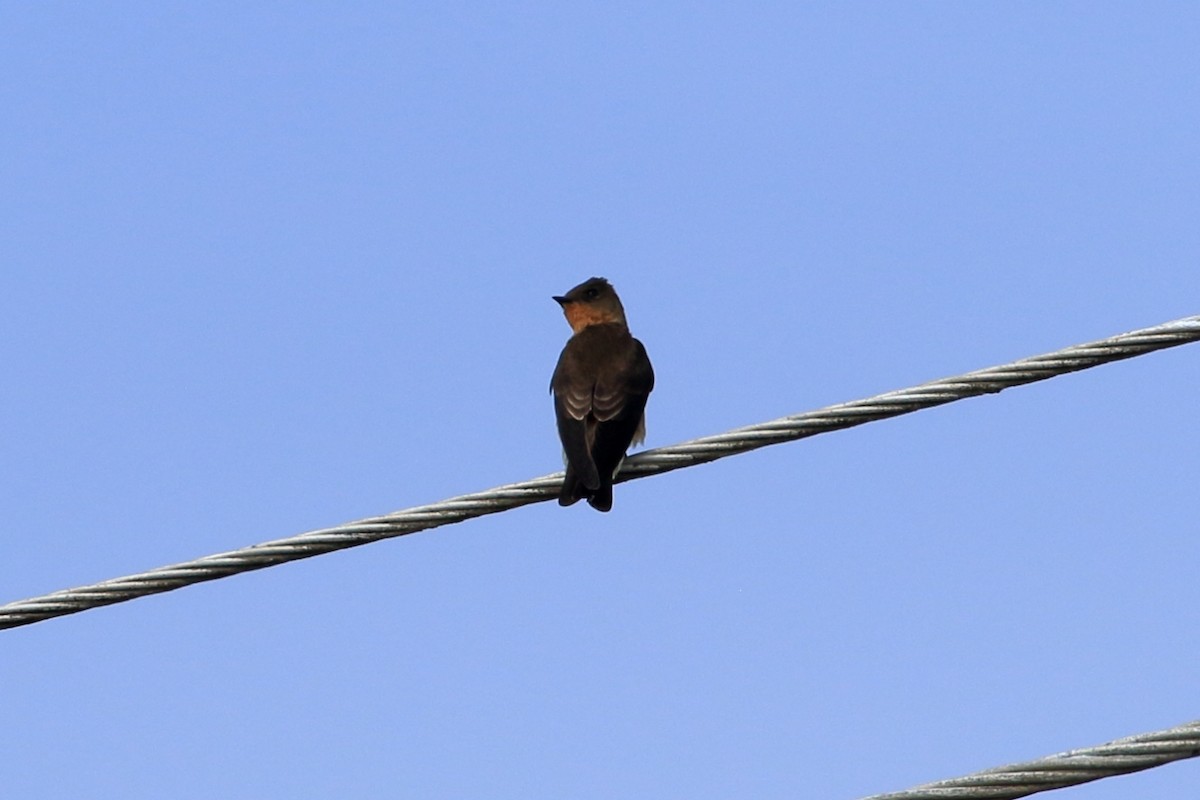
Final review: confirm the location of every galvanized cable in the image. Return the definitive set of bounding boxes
[1,314,1197,631]
[859,718,1200,799]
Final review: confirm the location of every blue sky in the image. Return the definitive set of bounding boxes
[2,4,1198,798]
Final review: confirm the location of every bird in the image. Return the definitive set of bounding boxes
[550,277,655,511]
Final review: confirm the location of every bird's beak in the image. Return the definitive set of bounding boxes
[552,295,570,306]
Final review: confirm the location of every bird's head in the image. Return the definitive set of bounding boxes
[553,277,628,333]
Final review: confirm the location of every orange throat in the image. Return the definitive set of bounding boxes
[564,304,623,334]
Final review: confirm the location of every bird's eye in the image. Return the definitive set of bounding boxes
[584,288,599,299]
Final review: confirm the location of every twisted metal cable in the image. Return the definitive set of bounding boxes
[2,315,1197,631]
[859,718,1200,799]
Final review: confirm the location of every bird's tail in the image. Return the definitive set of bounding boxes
[559,463,612,511]
[586,478,613,512]
[558,463,589,507]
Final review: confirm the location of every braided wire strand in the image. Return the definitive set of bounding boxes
[1,315,1197,631]
[859,719,1200,799]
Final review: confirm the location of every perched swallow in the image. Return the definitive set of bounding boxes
[551,277,654,512]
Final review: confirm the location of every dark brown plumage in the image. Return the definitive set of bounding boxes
[551,277,654,511]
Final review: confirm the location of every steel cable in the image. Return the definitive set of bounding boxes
[859,718,1200,799]
[1,315,1197,631]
